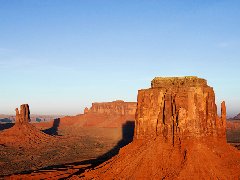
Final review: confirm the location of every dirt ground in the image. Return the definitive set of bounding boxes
[0,120,239,179]
[0,120,134,179]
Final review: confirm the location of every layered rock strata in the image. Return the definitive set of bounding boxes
[81,77,240,179]
[79,100,137,127]
[85,100,136,116]
[135,76,226,142]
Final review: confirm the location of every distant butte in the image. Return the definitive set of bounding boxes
[85,100,136,116]
[56,100,137,128]
[81,76,240,179]
[82,100,136,127]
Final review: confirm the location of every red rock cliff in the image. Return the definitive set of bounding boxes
[81,77,240,179]
[135,76,226,142]
[86,100,137,116]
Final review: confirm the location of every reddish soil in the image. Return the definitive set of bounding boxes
[0,102,135,178]
[81,138,240,179]
[3,124,240,179]
[0,118,134,179]
[0,120,239,179]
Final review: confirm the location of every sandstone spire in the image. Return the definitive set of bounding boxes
[15,104,30,124]
[0,104,54,149]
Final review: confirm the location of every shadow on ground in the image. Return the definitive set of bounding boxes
[0,123,14,131]
[42,118,61,136]
[10,120,135,179]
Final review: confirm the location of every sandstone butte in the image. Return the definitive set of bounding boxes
[60,100,137,127]
[0,104,53,148]
[85,100,136,116]
[80,76,240,179]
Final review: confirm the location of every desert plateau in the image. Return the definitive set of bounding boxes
[1,1,240,179]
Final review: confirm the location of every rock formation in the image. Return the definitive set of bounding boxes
[0,104,54,148]
[85,100,136,116]
[15,104,30,124]
[47,100,136,128]
[81,76,240,179]
[135,76,226,142]
[79,100,137,127]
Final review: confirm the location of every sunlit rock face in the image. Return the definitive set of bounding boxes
[134,76,226,142]
[15,104,30,124]
[81,77,240,180]
[86,100,137,116]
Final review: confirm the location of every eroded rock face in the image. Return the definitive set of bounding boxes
[135,76,226,142]
[80,77,240,179]
[15,104,30,124]
[85,100,137,116]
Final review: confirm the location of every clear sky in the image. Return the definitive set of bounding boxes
[0,0,240,117]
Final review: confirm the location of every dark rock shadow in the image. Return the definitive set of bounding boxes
[96,121,135,160]
[58,120,135,178]
[0,123,14,131]
[42,118,61,136]
[0,118,12,123]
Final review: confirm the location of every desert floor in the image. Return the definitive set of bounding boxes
[0,119,239,179]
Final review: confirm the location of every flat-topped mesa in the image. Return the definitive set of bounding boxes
[151,76,207,88]
[15,104,30,124]
[85,100,137,116]
[135,76,226,143]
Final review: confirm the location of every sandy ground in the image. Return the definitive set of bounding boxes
[0,122,130,179]
[0,120,239,179]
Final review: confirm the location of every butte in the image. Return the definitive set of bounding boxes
[0,104,54,148]
[79,76,240,179]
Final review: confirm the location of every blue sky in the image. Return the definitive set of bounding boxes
[0,0,240,116]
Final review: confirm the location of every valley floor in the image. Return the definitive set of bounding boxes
[0,123,131,179]
[0,120,239,179]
